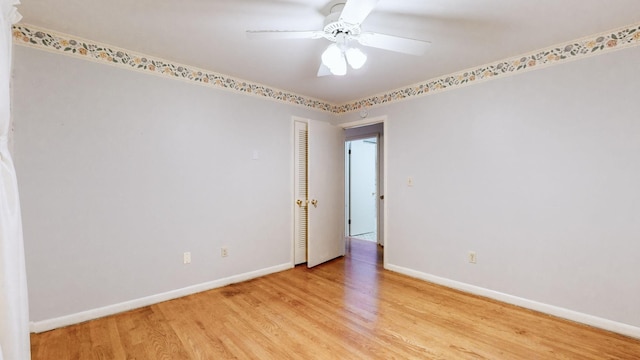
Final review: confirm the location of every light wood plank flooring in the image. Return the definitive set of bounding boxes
[31,239,640,359]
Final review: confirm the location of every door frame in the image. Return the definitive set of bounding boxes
[339,116,387,268]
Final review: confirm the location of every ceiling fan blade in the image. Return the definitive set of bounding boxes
[357,32,431,56]
[339,0,379,25]
[246,30,324,40]
[317,63,332,77]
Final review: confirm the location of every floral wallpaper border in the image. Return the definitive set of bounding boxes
[339,22,640,113]
[12,22,640,114]
[12,24,338,113]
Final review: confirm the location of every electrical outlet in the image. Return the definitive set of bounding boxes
[183,252,191,264]
[221,247,229,258]
[468,251,477,264]
[407,176,414,187]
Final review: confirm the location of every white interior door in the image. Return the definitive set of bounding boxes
[349,138,377,236]
[307,119,345,268]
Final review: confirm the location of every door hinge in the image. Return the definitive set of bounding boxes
[348,219,351,225]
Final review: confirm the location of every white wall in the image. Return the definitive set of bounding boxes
[339,46,640,330]
[344,122,383,140]
[12,46,332,324]
[13,39,640,335]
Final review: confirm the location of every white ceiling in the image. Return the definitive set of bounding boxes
[17,0,640,104]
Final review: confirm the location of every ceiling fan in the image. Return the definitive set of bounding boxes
[246,0,431,76]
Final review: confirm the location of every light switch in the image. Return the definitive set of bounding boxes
[252,150,259,160]
[407,177,414,187]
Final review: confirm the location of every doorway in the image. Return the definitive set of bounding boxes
[346,137,378,242]
[344,122,384,247]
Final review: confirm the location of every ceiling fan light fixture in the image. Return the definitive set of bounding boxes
[247,0,432,78]
[331,54,348,76]
[345,47,367,69]
[321,43,347,76]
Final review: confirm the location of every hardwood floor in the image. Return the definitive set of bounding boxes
[32,239,640,359]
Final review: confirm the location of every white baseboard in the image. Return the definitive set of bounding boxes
[30,262,293,333]
[385,264,640,340]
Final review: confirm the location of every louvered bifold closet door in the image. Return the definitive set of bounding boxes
[294,120,309,265]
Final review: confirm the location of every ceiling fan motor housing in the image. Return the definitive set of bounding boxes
[323,4,361,42]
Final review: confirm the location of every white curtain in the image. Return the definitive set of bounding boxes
[0,1,30,360]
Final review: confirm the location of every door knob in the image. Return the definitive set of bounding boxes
[311,199,318,207]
